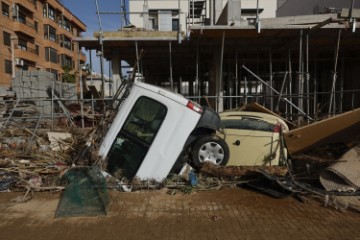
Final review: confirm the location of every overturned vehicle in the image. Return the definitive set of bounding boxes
[95,81,229,181]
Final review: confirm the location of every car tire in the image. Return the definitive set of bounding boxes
[191,135,229,168]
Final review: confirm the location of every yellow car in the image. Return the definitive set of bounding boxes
[219,111,289,166]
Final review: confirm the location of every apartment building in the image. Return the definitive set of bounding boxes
[0,0,86,87]
[129,0,278,32]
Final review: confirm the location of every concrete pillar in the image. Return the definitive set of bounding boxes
[111,50,122,91]
[210,48,223,112]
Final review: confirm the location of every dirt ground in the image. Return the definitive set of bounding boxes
[1,187,360,240]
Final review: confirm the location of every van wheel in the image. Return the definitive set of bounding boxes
[191,135,229,168]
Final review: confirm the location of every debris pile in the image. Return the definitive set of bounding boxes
[1,96,360,214]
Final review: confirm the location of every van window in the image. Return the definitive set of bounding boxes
[123,97,167,144]
[107,97,167,178]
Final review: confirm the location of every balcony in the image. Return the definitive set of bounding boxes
[43,61,61,72]
[43,38,60,50]
[13,0,36,13]
[79,52,86,63]
[13,19,37,37]
[14,45,38,62]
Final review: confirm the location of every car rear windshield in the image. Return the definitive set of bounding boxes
[221,118,275,132]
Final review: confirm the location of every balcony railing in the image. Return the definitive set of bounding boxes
[15,44,39,55]
[13,18,37,31]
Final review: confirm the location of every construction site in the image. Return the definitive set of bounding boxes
[1,1,360,239]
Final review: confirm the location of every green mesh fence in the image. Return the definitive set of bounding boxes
[55,167,109,218]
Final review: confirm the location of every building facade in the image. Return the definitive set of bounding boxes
[128,0,278,32]
[0,0,86,87]
[277,0,360,17]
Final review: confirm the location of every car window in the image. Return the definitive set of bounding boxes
[106,97,167,178]
[221,118,275,132]
[123,97,167,144]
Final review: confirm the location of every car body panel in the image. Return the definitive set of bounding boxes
[219,111,289,166]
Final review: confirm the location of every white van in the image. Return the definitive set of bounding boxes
[98,82,229,181]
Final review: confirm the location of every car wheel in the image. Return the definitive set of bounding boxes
[191,135,229,168]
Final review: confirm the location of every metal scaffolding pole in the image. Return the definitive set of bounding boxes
[298,29,304,123]
[78,42,85,128]
[328,29,341,116]
[306,33,310,121]
[235,48,239,108]
[313,55,318,119]
[288,51,293,120]
[169,42,173,91]
[269,48,273,111]
[195,42,199,98]
[217,31,225,112]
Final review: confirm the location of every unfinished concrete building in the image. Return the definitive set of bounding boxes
[77,0,360,121]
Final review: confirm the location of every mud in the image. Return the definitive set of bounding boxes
[1,188,360,240]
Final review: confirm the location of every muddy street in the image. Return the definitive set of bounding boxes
[1,188,359,240]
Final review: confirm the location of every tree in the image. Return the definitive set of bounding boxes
[62,65,76,83]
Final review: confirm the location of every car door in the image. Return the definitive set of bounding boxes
[222,117,278,166]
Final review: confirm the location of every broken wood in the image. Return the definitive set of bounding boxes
[284,108,360,155]
[199,161,288,178]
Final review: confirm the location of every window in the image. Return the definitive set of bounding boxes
[44,25,57,42]
[3,31,10,46]
[2,2,9,17]
[63,17,71,32]
[62,35,71,50]
[48,6,55,20]
[18,39,27,50]
[5,60,12,74]
[221,117,275,132]
[43,4,46,17]
[122,97,167,144]
[35,45,39,55]
[106,97,167,178]
[172,19,179,31]
[18,12,26,24]
[60,54,72,67]
[45,47,57,63]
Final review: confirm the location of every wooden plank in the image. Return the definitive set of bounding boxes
[284,108,360,155]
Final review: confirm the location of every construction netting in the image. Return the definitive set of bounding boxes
[55,166,109,218]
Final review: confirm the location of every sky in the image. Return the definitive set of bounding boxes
[61,0,126,74]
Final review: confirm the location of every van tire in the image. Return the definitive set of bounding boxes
[191,135,229,168]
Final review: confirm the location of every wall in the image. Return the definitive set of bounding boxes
[277,0,360,17]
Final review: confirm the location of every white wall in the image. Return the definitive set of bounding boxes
[241,0,277,18]
[277,0,360,17]
[130,0,189,31]
[129,0,278,31]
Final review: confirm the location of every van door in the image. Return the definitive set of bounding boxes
[106,96,167,178]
